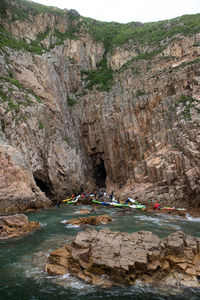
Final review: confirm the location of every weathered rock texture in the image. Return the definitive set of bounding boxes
[0,0,200,212]
[76,37,200,206]
[0,142,50,213]
[65,214,112,226]
[0,214,41,240]
[46,229,200,287]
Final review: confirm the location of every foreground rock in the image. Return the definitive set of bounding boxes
[65,215,112,226]
[46,229,200,288]
[0,214,41,240]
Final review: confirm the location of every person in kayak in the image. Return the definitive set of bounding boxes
[153,203,161,210]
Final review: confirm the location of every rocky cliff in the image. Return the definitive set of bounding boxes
[0,0,200,213]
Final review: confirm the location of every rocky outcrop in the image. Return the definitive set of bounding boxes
[0,214,41,240]
[46,229,200,287]
[65,215,112,226]
[0,142,50,213]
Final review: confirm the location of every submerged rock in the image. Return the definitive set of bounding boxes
[46,229,200,288]
[74,209,91,214]
[65,215,112,226]
[0,214,41,240]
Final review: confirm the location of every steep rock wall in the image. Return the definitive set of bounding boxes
[0,1,200,212]
[74,36,200,205]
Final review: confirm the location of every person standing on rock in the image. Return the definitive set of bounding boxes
[110,191,114,201]
[55,200,61,208]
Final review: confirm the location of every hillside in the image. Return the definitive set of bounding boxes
[0,0,200,213]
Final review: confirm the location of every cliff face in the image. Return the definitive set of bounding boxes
[76,36,200,205]
[0,0,200,212]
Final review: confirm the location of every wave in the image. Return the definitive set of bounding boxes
[65,224,80,228]
[185,214,200,222]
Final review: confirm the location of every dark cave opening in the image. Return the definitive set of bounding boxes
[93,158,107,188]
[34,177,52,198]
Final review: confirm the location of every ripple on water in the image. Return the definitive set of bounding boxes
[20,235,73,283]
[134,215,170,225]
[40,222,47,226]
[2,206,200,300]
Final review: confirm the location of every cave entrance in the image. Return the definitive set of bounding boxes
[93,158,107,188]
[34,176,53,198]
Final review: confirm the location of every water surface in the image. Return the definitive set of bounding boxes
[0,205,200,300]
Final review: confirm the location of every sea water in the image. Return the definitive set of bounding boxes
[0,205,200,300]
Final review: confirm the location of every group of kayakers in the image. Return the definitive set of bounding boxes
[57,189,187,214]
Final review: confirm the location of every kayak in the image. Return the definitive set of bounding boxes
[128,198,139,204]
[65,200,77,204]
[62,198,73,203]
[129,204,146,210]
[162,207,175,210]
[92,200,111,205]
[110,203,124,207]
[161,207,186,211]
[92,200,102,204]
[92,200,123,207]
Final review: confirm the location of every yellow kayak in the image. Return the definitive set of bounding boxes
[62,198,73,203]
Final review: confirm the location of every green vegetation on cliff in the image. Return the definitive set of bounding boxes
[176,95,199,120]
[0,0,64,21]
[1,0,200,92]
[0,75,43,116]
[81,55,113,91]
[83,14,200,51]
[1,0,200,53]
[67,96,76,107]
[0,25,46,55]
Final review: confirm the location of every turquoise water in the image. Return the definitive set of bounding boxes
[0,205,200,300]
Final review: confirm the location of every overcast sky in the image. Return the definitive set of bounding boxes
[32,0,200,23]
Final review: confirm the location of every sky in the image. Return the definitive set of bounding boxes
[31,0,200,23]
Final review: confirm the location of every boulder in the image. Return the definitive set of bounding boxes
[65,215,112,226]
[46,229,200,287]
[0,214,41,240]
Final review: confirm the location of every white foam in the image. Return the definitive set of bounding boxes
[65,224,80,228]
[60,273,70,279]
[61,220,68,224]
[185,214,200,222]
[41,222,47,226]
[134,215,167,225]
